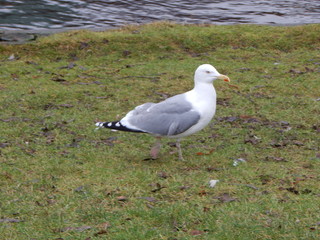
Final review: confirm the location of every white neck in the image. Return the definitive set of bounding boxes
[193,81,216,101]
[184,81,216,117]
[180,81,217,138]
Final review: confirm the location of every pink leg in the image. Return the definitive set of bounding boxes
[176,138,185,161]
[150,137,162,159]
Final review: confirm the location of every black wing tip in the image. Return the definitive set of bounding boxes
[95,121,145,133]
[95,122,104,128]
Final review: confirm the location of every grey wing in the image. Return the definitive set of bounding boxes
[126,94,200,136]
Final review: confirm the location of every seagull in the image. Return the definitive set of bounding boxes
[95,64,230,160]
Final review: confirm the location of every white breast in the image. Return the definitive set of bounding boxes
[171,84,216,138]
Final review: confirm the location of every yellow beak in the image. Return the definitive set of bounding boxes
[217,74,230,82]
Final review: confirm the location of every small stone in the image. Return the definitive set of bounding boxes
[208,180,219,188]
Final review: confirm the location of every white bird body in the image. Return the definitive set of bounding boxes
[96,64,230,160]
[174,82,217,138]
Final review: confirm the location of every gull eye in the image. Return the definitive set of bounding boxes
[206,71,211,74]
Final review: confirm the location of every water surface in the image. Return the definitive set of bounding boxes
[0,0,319,31]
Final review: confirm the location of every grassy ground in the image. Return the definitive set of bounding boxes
[0,22,319,239]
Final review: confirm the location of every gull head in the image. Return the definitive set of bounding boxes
[194,64,230,84]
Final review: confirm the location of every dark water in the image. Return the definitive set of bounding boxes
[1,0,320,31]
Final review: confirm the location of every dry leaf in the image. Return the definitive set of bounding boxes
[214,193,237,203]
[0,218,22,223]
[138,197,157,202]
[117,196,128,201]
[190,230,204,236]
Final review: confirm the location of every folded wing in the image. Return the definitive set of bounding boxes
[121,94,200,136]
